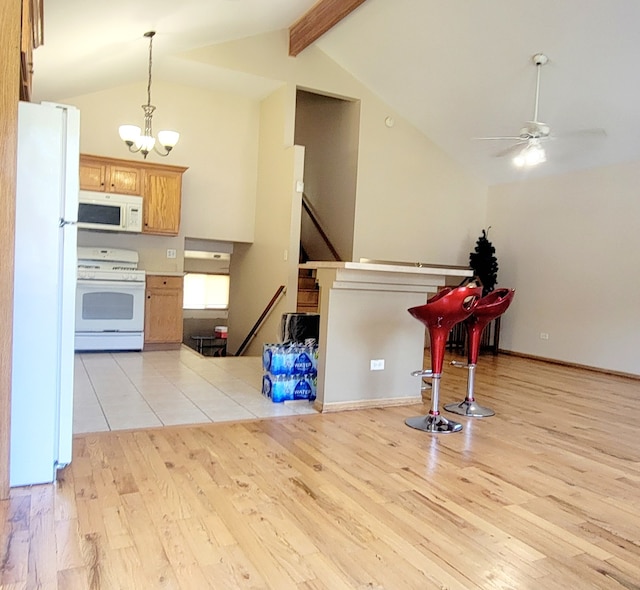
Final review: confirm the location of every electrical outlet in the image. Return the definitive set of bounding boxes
[370,359,385,371]
[540,332,549,340]
[167,249,177,259]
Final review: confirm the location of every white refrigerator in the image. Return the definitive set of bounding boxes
[10,101,80,487]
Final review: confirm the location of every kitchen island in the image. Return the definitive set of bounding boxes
[300,261,473,412]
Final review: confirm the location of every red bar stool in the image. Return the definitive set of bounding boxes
[445,288,515,417]
[405,284,482,433]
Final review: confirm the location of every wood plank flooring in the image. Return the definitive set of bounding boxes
[2,353,640,589]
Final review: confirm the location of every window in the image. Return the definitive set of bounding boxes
[183,273,230,310]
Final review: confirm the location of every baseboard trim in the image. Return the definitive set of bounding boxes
[499,349,640,381]
[315,395,422,413]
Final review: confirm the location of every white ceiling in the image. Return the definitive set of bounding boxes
[33,0,640,185]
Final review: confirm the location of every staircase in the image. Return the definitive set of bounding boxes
[296,193,339,314]
[296,269,319,313]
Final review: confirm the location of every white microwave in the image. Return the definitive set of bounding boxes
[77,191,143,233]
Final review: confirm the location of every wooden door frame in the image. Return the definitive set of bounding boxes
[0,0,21,498]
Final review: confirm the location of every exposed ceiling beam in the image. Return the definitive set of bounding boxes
[289,0,369,57]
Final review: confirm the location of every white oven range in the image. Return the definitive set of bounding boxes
[75,247,146,351]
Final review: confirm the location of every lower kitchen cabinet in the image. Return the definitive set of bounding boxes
[144,275,184,350]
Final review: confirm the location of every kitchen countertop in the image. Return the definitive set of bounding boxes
[300,260,472,277]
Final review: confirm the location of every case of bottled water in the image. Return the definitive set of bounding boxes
[262,342,318,402]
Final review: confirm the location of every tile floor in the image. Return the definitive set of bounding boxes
[73,346,318,434]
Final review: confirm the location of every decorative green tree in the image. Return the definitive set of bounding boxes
[469,228,498,296]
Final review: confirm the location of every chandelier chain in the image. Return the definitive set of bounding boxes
[146,32,154,107]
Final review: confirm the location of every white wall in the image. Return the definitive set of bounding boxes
[226,87,304,356]
[352,101,487,265]
[487,160,640,375]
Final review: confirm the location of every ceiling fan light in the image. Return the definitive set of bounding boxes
[513,143,546,168]
[513,153,526,167]
[525,145,546,166]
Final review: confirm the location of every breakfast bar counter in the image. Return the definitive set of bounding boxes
[300,261,473,412]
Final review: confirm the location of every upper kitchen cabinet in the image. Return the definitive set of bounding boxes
[79,154,142,195]
[79,154,188,236]
[144,168,184,235]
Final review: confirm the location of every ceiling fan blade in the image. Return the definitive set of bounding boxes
[473,136,525,141]
[493,142,529,158]
[555,128,607,139]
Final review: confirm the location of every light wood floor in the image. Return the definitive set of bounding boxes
[2,353,640,589]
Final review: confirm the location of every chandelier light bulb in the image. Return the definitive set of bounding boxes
[118,125,141,145]
[157,130,180,149]
[137,135,156,154]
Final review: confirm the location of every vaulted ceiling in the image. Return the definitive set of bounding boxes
[33,0,640,185]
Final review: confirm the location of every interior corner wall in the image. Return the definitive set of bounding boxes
[295,90,359,261]
[487,160,640,375]
[226,85,304,356]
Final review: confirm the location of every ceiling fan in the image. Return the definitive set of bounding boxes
[476,53,605,167]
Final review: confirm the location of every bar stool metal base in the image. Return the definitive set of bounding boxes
[405,413,463,433]
[443,400,495,418]
[446,362,495,418]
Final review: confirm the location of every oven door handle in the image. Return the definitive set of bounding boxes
[76,279,146,289]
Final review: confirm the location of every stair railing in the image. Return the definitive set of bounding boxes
[233,285,286,357]
[301,193,342,261]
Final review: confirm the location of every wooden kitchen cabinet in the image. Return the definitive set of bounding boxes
[143,168,183,235]
[79,155,142,195]
[79,154,187,235]
[144,275,184,349]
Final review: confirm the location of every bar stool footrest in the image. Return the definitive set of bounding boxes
[411,369,433,378]
[450,360,469,368]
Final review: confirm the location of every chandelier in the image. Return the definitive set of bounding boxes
[118,31,179,159]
